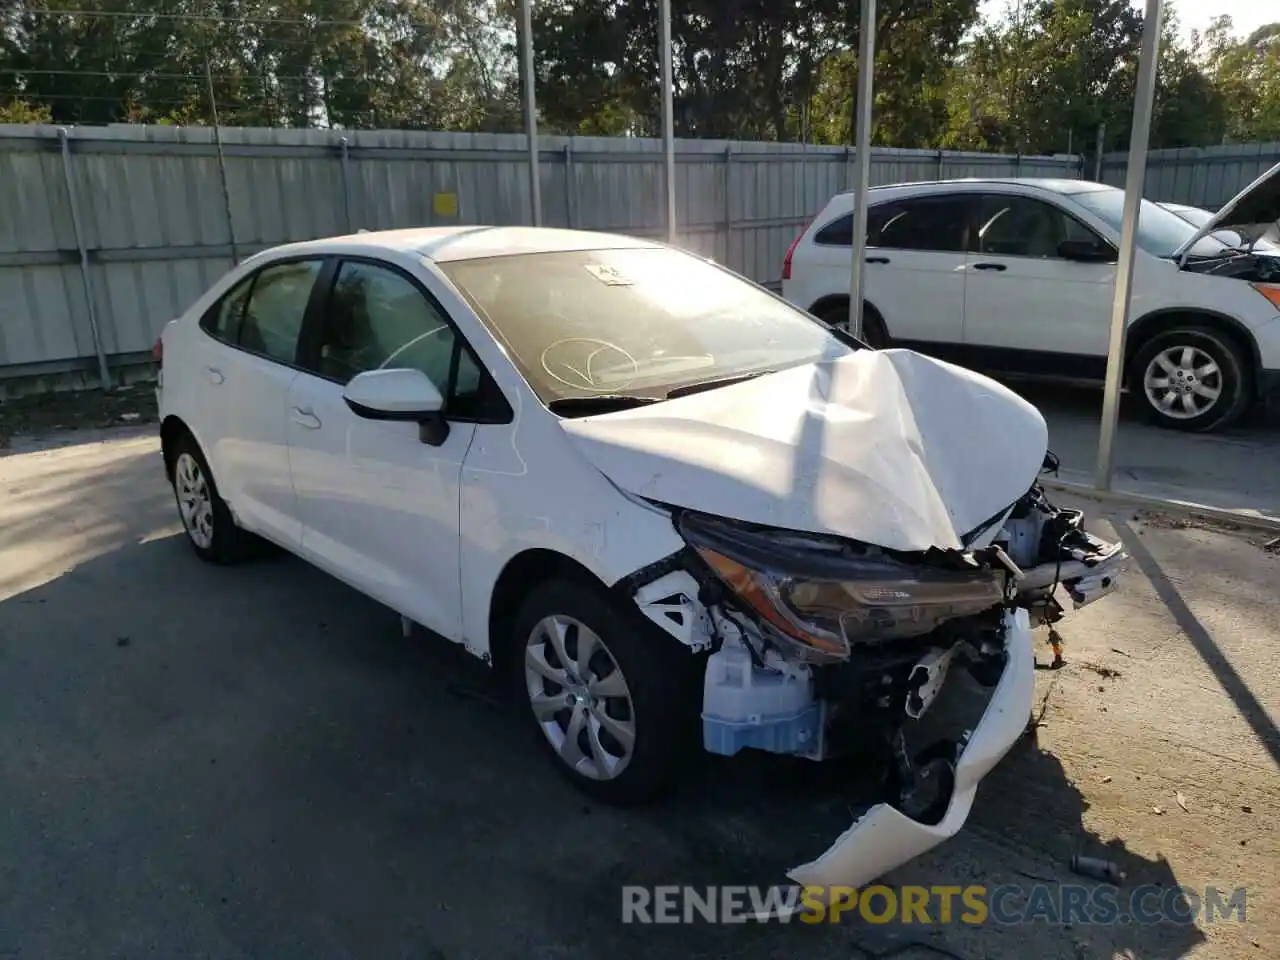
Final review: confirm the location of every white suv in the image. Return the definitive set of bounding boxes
[155,225,1125,889]
[783,172,1280,431]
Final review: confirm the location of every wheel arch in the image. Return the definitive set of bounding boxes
[486,548,611,672]
[1125,308,1261,388]
[160,414,196,482]
[807,294,887,334]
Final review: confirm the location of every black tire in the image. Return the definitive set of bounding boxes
[819,301,890,349]
[1130,326,1252,432]
[509,578,702,806]
[169,431,252,564]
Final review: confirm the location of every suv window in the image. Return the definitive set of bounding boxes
[869,197,970,252]
[315,259,489,417]
[238,260,322,363]
[974,195,1105,258]
[813,214,853,246]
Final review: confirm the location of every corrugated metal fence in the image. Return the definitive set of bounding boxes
[1102,141,1280,210]
[0,123,1081,385]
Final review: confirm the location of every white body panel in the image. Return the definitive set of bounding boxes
[962,252,1115,356]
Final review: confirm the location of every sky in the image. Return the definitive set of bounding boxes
[979,0,1275,43]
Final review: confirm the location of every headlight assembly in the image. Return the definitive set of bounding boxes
[693,544,1006,664]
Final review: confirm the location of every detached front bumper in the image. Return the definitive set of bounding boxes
[787,608,1035,890]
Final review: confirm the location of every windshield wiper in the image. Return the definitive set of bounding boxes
[547,394,663,416]
[665,370,776,399]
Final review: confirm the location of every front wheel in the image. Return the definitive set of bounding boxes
[512,579,701,805]
[1130,327,1251,432]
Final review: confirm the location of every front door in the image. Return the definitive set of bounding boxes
[962,193,1116,374]
[287,257,489,640]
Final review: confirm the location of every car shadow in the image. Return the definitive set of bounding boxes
[0,530,1208,960]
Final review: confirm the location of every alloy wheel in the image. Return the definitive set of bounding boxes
[174,452,214,549]
[524,614,637,781]
[1142,345,1223,420]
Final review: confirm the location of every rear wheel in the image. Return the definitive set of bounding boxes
[512,578,701,805]
[819,302,889,349]
[170,433,252,563]
[1130,326,1251,432]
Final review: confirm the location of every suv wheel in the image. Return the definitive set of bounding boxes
[819,303,889,348]
[512,578,701,805]
[1131,326,1251,431]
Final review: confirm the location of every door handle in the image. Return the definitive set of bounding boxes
[972,262,1007,271]
[865,256,890,264]
[290,406,322,430]
[203,366,225,384]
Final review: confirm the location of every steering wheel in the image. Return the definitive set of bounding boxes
[540,338,639,393]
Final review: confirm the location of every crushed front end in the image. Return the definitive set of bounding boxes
[634,469,1127,889]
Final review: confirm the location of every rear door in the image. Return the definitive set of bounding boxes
[795,194,971,346]
[962,193,1116,369]
[864,195,971,345]
[212,257,324,548]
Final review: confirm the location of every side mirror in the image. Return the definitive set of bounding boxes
[1058,239,1115,263]
[343,368,449,445]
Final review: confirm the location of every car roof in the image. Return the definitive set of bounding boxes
[259,226,663,264]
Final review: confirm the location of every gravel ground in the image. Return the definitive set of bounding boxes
[0,428,1275,959]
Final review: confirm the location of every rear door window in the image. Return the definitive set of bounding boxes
[868,197,970,253]
[238,260,323,365]
[200,276,254,342]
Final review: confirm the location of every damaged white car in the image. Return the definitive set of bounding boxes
[156,226,1127,888]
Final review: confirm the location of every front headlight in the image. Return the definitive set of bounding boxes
[695,546,1006,664]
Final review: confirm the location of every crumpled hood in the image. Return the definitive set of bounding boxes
[559,349,1048,552]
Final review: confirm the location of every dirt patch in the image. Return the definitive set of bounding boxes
[0,385,158,449]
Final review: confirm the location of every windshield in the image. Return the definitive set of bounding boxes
[440,247,853,404]
[1069,189,1231,258]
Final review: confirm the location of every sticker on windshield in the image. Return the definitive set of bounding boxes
[584,263,634,286]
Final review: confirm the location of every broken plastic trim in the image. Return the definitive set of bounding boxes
[786,608,1035,893]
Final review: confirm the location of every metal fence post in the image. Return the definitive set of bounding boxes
[339,136,353,231]
[56,128,111,390]
[937,148,945,180]
[723,144,733,266]
[563,143,576,227]
[1096,0,1164,490]
[1094,122,1106,181]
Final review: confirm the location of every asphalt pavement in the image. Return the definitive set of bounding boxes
[1008,380,1280,523]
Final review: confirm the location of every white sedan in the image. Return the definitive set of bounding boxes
[155,226,1126,888]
